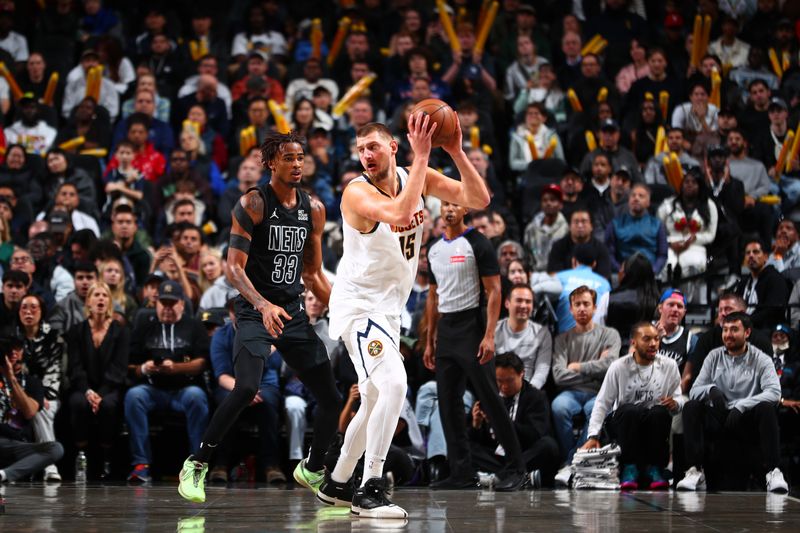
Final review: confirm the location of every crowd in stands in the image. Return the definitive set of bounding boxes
[0,0,799,492]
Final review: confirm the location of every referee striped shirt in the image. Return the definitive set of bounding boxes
[428,227,500,313]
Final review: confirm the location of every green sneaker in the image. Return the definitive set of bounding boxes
[178,457,208,503]
[293,458,324,494]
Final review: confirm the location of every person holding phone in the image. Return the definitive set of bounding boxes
[124,280,210,483]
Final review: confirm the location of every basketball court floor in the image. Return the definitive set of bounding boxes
[1,483,799,532]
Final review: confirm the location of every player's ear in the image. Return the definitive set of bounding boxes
[389,138,398,155]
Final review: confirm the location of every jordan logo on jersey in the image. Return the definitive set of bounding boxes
[270,208,279,220]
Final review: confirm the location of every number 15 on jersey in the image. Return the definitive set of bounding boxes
[398,234,417,260]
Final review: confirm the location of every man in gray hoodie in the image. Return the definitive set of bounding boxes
[677,312,787,493]
[47,262,97,333]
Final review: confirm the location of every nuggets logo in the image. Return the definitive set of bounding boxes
[367,340,383,357]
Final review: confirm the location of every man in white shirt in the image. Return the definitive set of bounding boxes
[5,94,56,155]
[581,322,682,490]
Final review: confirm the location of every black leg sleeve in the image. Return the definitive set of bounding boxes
[195,349,264,464]
[296,360,341,472]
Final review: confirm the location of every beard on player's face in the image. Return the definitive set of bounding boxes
[362,154,390,180]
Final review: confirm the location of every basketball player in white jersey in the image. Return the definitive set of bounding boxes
[318,114,490,518]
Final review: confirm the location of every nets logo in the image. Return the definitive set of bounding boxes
[367,340,383,357]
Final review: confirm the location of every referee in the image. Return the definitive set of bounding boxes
[424,200,526,491]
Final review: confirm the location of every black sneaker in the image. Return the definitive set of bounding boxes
[317,471,354,507]
[495,470,526,492]
[351,478,408,519]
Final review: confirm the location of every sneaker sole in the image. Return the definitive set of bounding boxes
[351,505,408,519]
[317,491,352,507]
[676,483,706,491]
[178,484,205,503]
[292,463,322,494]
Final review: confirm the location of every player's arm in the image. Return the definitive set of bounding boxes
[342,113,434,231]
[424,113,491,209]
[302,197,331,307]
[227,191,270,311]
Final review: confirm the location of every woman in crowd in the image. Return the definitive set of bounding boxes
[179,126,225,197]
[0,144,43,212]
[598,253,660,344]
[671,80,720,159]
[631,98,662,166]
[656,167,718,304]
[186,104,227,171]
[99,257,138,326]
[17,293,66,481]
[67,281,129,480]
[507,258,530,286]
[198,248,223,295]
[615,38,650,96]
[290,97,332,138]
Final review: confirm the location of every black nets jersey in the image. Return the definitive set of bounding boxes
[243,184,313,304]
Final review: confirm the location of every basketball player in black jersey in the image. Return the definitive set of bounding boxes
[178,132,341,503]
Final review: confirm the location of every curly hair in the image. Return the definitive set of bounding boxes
[260,131,307,167]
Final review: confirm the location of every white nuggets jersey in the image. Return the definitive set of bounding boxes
[329,167,425,338]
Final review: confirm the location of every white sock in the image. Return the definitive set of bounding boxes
[0,469,6,482]
[362,455,385,486]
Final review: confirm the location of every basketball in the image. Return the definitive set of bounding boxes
[411,98,458,147]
